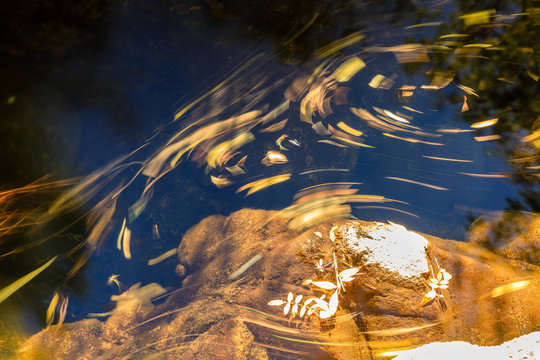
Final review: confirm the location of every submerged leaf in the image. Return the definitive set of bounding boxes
[319,310,332,319]
[418,290,438,307]
[328,291,339,315]
[311,281,338,290]
[268,299,286,306]
[338,267,360,282]
[283,302,291,315]
[287,292,294,303]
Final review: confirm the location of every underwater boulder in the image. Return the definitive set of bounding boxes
[15,209,540,359]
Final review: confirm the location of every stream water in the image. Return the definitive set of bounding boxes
[0,0,538,358]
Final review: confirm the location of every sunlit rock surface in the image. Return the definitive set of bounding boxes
[392,331,539,360]
[15,209,540,359]
[339,222,430,279]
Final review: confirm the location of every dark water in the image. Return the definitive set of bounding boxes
[0,0,538,356]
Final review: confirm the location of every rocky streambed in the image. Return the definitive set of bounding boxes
[15,209,540,359]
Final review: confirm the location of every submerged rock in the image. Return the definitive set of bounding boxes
[15,209,540,359]
[466,211,540,267]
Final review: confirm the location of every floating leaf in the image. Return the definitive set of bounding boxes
[206,131,255,168]
[317,32,365,58]
[122,226,132,260]
[236,174,291,196]
[116,218,126,250]
[210,175,233,188]
[333,57,366,82]
[461,96,469,112]
[471,118,498,129]
[336,121,363,137]
[260,119,288,133]
[46,292,59,327]
[369,74,386,89]
[261,151,288,166]
[460,9,495,26]
[0,256,57,304]
[456,84,478,97]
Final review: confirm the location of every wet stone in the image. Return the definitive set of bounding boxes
[15,209,540,359]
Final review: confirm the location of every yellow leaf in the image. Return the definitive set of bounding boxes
[405,22,442,29]
[261,151,288,166]
[210,175,233,188]
[333,57,366,82]
[369,74,386,89]
[46,292,59,327]
[0,256,57,304]
[206,131,255,168]
[236,174,291,196]
[317,32,365,58]
[460,9,495,26]
[462,43,493,48]
[336,121,363,136]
